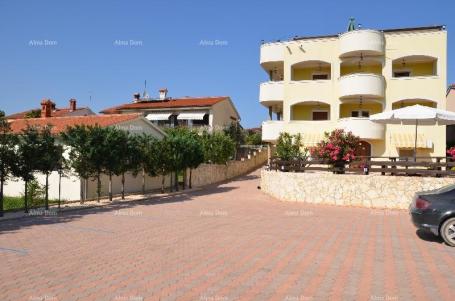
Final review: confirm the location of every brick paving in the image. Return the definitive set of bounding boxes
[1,169,455,301]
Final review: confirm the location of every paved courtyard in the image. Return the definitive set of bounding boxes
[1,169,455,301]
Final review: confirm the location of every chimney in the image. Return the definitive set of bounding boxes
[40,99,52,118]
[69,98,77,111]
[133,93,141,103]
[159,88,168,100]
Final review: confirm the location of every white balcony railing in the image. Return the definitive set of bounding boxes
[262,120,336,142]
[259,81,284,106]
[339,29,384,58]
[260,42,284,65]
[262,120,286,142]
[338,117,385,140]
[387,76,442,104]
[339,73,385,99]
[288,80,332,102]
[262,118,385,142]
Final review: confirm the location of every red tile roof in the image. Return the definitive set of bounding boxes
[9,114,141,134]
[7,107,90,119]
[100,97,228,114]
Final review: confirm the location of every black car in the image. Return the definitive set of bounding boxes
[410,184,455,247]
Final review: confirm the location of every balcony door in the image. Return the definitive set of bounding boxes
[312,110,329,120]
[351,110,370,118]
[356,141,371,158]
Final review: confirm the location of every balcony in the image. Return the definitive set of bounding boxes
[260,42,284,66]
[388,76,442,103]
[288,80,332,102]
[262,120,335,142]
[339,30,384,58]
[259,81,284,107]
[262,120,286,142]
[338,117,385,140]
[339,73,384,99]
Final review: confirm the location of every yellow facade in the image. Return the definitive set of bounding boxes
[260,25,447,157]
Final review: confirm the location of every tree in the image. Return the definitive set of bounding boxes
[244,131,262,146]
[166,129,188,192]
[35,126,63,210]
[15,126,42,213]
[0,112,18,216]
[155,138,172,193]
[86,126,109,202]
[224,121,244,148]
[224,121,244,159]
[134,134,159,195]
[103,127,130,201]
[276,133,304,161]
[202,131,235,164]
[62,125,94,202]
[184,131,204,189]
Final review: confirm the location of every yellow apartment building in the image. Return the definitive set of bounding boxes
[260,23,447,158]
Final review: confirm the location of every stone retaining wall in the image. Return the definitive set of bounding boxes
[190,148,268,187]
[261,170,455,209]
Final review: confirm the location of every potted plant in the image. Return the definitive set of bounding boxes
[309,129,360,174]
[276,133,307,172]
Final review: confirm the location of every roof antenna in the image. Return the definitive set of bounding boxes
[142,80,150,100]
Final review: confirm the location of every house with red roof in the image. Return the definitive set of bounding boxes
[5,106,166,202]
[9,113,165,137]
[6,98,95,120]
[100,88,241,131]
[8,98,166,138]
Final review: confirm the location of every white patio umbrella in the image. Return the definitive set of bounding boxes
[370,104,455,161]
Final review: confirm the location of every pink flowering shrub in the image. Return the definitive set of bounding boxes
[309,129,360,164]
[447,147,455,159]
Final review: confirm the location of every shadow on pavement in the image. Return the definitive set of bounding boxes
[0,184,237,234]
[416,229,444,244]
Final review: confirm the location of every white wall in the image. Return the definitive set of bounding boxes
[3,171,82,201]
[85,172,172,199]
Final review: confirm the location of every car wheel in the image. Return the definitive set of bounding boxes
[441,217,455,247]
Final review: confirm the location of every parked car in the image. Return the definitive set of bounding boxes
[410,184,455,247]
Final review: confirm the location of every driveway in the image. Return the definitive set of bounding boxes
[1,169,454,301]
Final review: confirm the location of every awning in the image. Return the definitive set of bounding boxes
[392,133,430,149]
[302,133,325,147]
[146,113,172,121]
[177,112,207,120]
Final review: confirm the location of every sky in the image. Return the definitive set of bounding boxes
[0,0,454,128]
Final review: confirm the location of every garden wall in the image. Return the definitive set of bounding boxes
[261,170,455,209]
[3,148,267,202]
[85,172,172,200]
[190,147,268,187]
[3,171,81,202]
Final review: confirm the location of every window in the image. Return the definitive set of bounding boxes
[312,73,329,80]
[192,114,209,126]
[312,111,329,120]
[394,71,410,78]
[351,110,369,118]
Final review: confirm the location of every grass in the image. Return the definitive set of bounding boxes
[2,196,61,211]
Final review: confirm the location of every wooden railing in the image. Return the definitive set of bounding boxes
[269,156,455,177]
